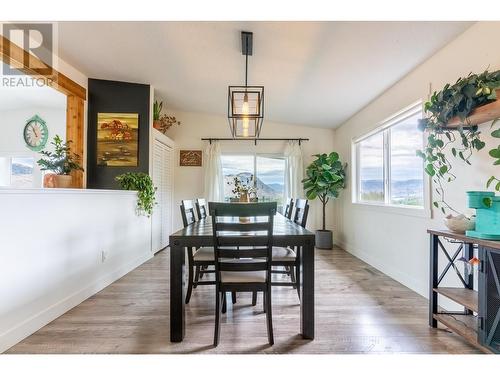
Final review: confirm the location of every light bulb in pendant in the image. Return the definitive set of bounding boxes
[241,93,249,115]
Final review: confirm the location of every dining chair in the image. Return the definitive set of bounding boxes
[180,200,215,304]
[195,198,208,219]
[271,198,309,297]
[209,202,277,347]
[283,198,294,219]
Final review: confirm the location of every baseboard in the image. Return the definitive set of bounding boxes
[335,239,427,298]
[0,252,153,353]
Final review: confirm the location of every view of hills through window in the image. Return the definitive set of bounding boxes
[221,155,285,207]
[0,157,34,188]
[357,110,424,207]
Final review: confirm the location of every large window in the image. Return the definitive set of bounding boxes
[353,103,425,208]
[221,154,286,208]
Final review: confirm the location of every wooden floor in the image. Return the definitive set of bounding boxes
[7,247,480,354]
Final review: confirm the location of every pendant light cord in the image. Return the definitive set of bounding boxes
[245,35,248,88]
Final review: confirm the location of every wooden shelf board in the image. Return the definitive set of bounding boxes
[446,91,500,128]
[427,229,500,251]
[434,287,478,312]
[434,312,492,353]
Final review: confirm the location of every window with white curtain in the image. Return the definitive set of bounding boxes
[353,102,425,209]
[221,154,286,208]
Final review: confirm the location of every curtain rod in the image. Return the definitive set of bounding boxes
[201,137,309,145]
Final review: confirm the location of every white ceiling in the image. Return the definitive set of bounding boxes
[57,22,472,128]
[0,63,67,111]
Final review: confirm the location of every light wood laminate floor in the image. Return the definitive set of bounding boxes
[7,247,480,354]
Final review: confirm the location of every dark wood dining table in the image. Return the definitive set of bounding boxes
[169,212,316,342]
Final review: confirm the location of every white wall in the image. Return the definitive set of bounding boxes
[333,22,500,297]
[162,109,336,232]
[0,189,153,353]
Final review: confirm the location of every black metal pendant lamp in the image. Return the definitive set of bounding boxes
[228,31,264,138]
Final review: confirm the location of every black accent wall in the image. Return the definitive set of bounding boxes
[87,79,150,189]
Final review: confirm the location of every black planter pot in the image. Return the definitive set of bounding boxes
[315,230,333,249]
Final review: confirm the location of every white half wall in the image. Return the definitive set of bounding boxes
[333,21,500,298]
[0,189,152,353]
[162,109,336,232]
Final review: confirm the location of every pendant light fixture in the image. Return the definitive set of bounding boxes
[228,31,264,138]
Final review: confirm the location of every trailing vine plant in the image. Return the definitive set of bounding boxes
[417,69,500,214]
[115,172,157,216]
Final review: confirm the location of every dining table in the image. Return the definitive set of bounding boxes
[169,212,316,342]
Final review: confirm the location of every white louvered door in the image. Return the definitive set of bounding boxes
[152,137,173,253]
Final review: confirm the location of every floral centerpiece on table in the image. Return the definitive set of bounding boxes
[229,175,257,202]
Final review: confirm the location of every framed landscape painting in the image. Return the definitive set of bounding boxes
[97,113,139,167]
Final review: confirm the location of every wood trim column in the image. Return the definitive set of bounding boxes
[66,95,85,188]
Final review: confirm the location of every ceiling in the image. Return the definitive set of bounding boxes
[57,22,472,128]
[0,63,67,111]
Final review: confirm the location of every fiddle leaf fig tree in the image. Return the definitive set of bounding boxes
[302,152,346,230]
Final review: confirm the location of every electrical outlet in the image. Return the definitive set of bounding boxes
[101,250,107,263]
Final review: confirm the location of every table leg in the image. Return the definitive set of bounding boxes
[429,234,438,328]
[300,241,315,339]
[170,239,185,342]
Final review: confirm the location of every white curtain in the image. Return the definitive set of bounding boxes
[204,141,224,202]
[284,140,304,199]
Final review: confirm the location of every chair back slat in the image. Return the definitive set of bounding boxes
[293,199,309,228]
[209,202,276,283]
[284,198,294,219]
[217,246,269,258]
[216,222,270,232]
[215,235,271,247]
[195,198,208,219]
[219,261,268,272]
[210,202,276,217]
[180,200,197,228]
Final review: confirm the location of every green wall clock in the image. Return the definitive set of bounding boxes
[23,115,49,152]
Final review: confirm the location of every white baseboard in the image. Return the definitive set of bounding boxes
[0,252,153,353]
[335,239,428,299]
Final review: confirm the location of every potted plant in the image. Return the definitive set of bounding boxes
[115,172,157,217]
[153,100,181,133]
[417,69,500,217]
[302,152,346,249]
[153,100,163,130]
[37,135,84,188]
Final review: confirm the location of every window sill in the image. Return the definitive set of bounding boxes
[352,201,431,218]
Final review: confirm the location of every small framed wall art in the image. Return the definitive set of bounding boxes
[179,150,202,167]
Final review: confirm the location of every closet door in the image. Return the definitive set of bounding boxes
[152,139,173,253]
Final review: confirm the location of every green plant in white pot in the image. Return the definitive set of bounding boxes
[302,152,346,249]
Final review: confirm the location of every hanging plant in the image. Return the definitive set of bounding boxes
[115,172,157,216]
[417,69,500,214]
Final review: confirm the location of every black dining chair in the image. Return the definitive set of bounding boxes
[209,202,277,347]
[271,198,309,297]
[195,198,208,219]
[181,200,215,304]
[283,197,294,219]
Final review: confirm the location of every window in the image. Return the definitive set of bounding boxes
[353,103,425,209]
[0,156,35,188]
[221,154,286,209]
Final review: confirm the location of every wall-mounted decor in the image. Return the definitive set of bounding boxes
[97,112,139,167]
[23,115,49,151]
[179,150,202,167]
